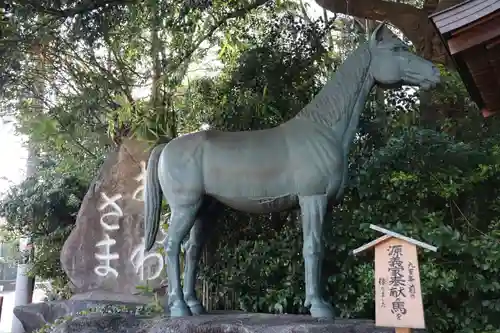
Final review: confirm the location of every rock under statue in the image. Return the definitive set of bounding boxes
[143,22,440,318]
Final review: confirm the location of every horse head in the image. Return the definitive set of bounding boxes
[368,21,440,90]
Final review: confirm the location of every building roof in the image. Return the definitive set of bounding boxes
[429,0,500,115]
[429,0,500,36]
[352,224,438,255]
[430,0,500,115]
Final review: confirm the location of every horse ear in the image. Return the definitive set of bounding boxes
[370,21,388,46]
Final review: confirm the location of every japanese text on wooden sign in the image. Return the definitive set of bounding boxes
[374,238,425,329]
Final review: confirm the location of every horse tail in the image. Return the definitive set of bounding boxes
[144,141,169,252]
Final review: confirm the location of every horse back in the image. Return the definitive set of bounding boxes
[201,126,293,198]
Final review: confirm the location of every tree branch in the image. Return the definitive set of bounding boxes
[314,0,450,64]
[21,0,137,18]
[315,0,423,42]
[173,0,272,74]
[17,81,99,158]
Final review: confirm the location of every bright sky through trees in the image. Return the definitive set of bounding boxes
[0,118,28,195]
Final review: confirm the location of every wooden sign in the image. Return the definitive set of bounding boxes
[375,237,425,328]
[352,225,437,332]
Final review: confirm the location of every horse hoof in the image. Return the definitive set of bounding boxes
[310,304,335,319]
[188,302,206,315]
[170,301,193,317]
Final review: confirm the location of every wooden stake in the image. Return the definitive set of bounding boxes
[395,328,411,333]
[352,225,437,332]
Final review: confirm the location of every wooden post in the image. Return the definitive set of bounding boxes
[352,225,438,333]
[395,328,411,333]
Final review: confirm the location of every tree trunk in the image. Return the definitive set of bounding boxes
[25,143,38,304]
[25,48,44,305]
[150,0,163,128]
[315,0,470,124]
[419,0,468,126]
[11,53,42,332]
[314,0,466,65]
[149,0,176,139]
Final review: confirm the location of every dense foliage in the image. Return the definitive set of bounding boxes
[0,159,92,293]
[196,66,500,333]
[190,12,500,333]
[0,1,499,333]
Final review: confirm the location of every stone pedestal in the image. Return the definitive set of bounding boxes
[13,300,145,333]
[70,291,152,304]
[47,312,428,333]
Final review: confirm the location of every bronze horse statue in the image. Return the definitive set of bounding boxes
[144,22,440,318]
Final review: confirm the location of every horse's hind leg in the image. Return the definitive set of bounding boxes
[183,199,218,315]
[164,203,200,317]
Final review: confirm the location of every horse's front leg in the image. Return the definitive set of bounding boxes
[299,194,335,318]
[164,204,199,317]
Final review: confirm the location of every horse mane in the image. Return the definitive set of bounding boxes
[294,42,372,127]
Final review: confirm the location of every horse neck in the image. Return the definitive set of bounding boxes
[294,44,375,152]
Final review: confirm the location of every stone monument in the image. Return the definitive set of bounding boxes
[60,138,167,302]
[143,22,440,318]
